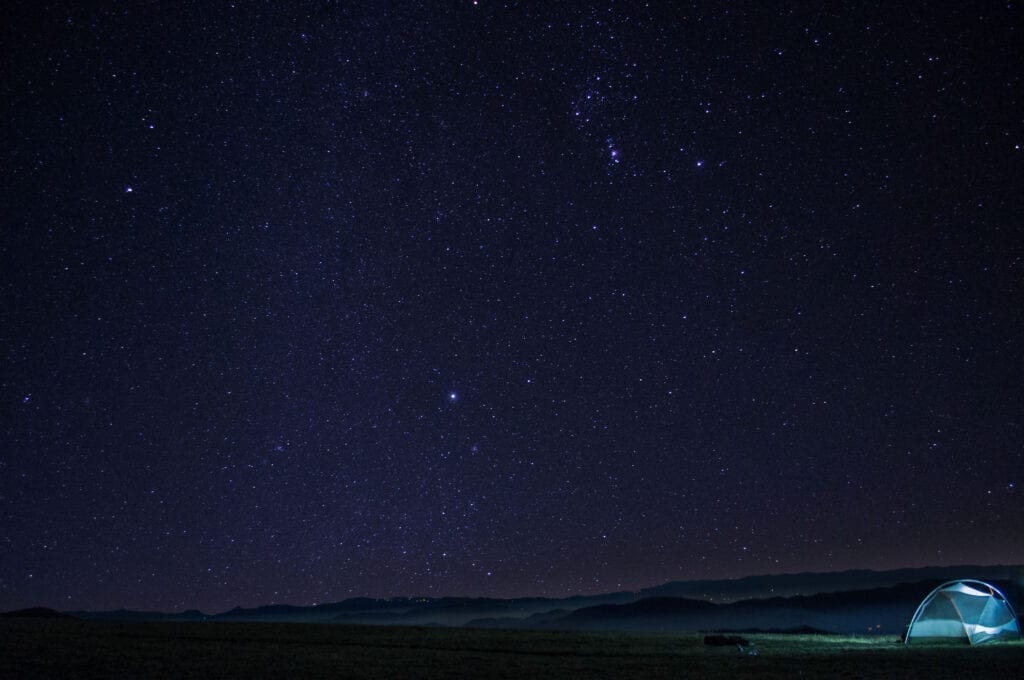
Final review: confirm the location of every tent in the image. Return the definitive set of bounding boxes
[905,580,1020,645]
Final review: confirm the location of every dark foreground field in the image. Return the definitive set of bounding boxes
[2,618,1021,679]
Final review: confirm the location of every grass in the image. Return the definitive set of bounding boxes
[1,619,1021,678]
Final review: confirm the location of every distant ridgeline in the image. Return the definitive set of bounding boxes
[60,564,1023,636]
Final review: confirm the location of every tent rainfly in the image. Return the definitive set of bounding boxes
[905,580,1020,645]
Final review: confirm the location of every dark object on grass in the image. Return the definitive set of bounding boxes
[703,634,749,647]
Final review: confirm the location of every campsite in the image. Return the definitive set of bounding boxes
[2,617,1022,679]
[3,567,1020,678]
[4,4,1022,678]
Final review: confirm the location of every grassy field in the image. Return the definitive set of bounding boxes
[1,618,1021,679]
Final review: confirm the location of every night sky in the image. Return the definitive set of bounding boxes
[2,2,1022,613]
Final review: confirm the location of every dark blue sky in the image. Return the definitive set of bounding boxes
[2,1,1021,612]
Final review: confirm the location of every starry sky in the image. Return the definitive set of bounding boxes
[2,2,1022,613]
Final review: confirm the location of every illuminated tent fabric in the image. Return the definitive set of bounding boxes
[905,580,1020,645]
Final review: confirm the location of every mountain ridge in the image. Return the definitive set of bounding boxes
[53,564,1022,632]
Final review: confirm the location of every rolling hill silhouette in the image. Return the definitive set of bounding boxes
[58,564,1022,634]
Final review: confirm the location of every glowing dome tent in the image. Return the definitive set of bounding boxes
[905,580,1020,645]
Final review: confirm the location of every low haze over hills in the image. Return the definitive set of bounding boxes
[58,564,1023,636]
